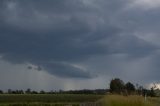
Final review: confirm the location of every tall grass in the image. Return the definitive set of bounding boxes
[100,95,155,106]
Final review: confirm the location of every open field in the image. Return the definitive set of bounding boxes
[100,95,160,106]
[1,94,160,106]
[0,94,103,106]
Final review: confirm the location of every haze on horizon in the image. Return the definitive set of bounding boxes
[0,0,160,91]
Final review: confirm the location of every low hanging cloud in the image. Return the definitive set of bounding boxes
[40,62,94,78]
[0,0,160,85]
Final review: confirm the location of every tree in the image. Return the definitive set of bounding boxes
[8,89,12,94]
[0,90,3,94]
[25,88,31,94]
[110,78,125,94]
[125,82,135,94]
[31,91,38,94]
[19,90,24,94]
[150,87,156,97]
[137,85,143,95]
[40,90,45,94]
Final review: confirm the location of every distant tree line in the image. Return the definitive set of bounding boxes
[110,78,156,97]
[0,88,107,95]
[0,78,157,97]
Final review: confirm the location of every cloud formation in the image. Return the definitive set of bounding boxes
[0,0,160,90]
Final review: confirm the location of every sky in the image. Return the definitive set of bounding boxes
[0,0,160,91]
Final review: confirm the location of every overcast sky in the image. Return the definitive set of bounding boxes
[0,0,160,91]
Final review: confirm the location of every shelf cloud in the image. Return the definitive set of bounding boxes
[0,0,160,90]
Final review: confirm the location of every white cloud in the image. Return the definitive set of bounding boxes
[130,0,160,10]
[147,83,160,89]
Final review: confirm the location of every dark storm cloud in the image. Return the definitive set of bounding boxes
[40,62,93,78]
[106,35,157,58]
[0,0,159,80]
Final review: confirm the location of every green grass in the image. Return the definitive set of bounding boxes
[100,95,155,106]
[1,94,160,106]
[0,103,80,106]
[0,94,103,106]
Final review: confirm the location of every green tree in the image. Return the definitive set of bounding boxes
[40,90,45,94]
[25,88,31,94]
[150,87,156,97]
[8,89,12,94]
[0,90,3,94]
[125,82,135,94]
[110,78,125,94]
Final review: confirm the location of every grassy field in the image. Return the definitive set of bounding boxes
[0,94,103,106]
[0,94,160,106]
[100,95,159,106]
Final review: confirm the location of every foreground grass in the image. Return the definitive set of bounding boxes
[100,95,155,106]
[0,103,80,106]
[0,94,160,106]
[0,94,103,103]
[0,94,103,106]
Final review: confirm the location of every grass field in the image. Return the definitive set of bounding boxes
[100,95,159,106]
[0,94,160,106]
[0,94,103,106]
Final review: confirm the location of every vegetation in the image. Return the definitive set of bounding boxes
[0,94,159,106]
[125,82,135,93]
[100,95,155,106]
[0,94,103,103]
[0,94,103,106]
[0,89,107,95]
[110,78,125,94]
[110,78,156,97]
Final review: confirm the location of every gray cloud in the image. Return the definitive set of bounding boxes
[39,62,94,78]
[0,0,160,87]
